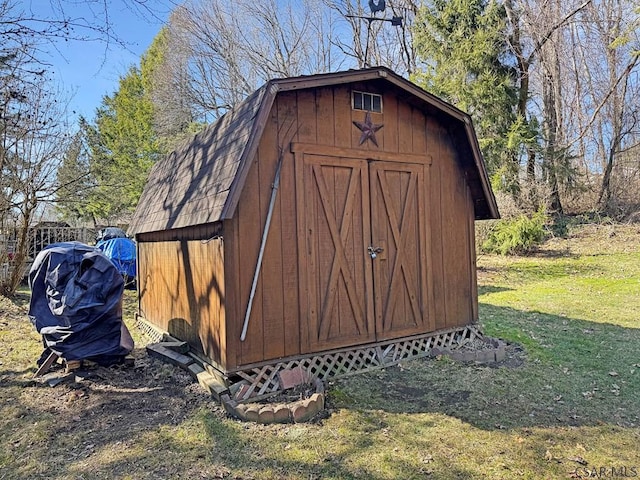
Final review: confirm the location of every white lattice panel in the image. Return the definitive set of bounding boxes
[232,325,482,400]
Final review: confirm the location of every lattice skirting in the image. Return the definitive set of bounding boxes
[134,315,482,402]
[231,325,482,401]
[135,314,166,344]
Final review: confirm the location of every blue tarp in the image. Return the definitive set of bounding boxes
[96,237,136,281]
[96,227,127,242]
[28,242,133,365]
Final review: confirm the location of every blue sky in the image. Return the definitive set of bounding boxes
[26,0,174,121]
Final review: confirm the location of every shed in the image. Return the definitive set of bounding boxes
[129,67,499,384]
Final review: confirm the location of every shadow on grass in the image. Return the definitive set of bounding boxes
[2,294,639,479]
[493,260,606,281]
[0,347,221,479]
[329,302,640,432]
[478,285,513,296]
[528,248,577,259]
[195,412,481,480]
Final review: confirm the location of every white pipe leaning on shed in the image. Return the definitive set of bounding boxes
[240,146,285,342]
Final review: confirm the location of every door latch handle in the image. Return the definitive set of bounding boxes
[368,245,384,259]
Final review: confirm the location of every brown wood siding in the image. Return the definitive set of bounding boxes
[431,129,476,328]
[425,116,445,331]
[137,229,227,368]
[234,127,265,366]
[224,83,479,369]
[278,96,303,360]
[468,189,479,323]
[228,92,303,368]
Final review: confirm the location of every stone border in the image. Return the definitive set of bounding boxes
[221,378,325,424]
[431,336,507,364]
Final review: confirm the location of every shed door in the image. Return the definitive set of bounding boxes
[300,155,376,351]
[299,153,431,352]
[369,161,431,340]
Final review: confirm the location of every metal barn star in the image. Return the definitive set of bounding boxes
[353,111,383,147]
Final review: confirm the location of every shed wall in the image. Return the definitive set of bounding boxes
[137,224,228,369]
[226,83,478,369]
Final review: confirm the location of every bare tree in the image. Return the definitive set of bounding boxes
[323,0,418,74]
[152,0,419,124]
[504,0,593,210]
[583,0,640,212]
[0,0,163,296]
[1,0,174,68]
[532,0,640,214]
[1,54,72,295]
[537,0,572,214]
[160,0,346,122]
[504,0,640,215]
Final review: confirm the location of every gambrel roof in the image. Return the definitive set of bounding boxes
[129,67,499,235]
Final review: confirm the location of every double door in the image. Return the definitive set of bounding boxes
[297,152,433,352]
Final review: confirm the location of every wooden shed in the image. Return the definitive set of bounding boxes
[129,67,499,387]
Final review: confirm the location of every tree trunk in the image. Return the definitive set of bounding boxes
[597,148,615,211]
[2,208,32,296]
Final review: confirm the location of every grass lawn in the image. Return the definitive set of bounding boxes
[1,222,639,479]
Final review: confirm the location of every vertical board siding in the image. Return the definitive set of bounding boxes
[233,92,302,367]
[236,142,264,365]
[429,123,448,331]
[412,107,427,154]
[231,85,478,367]
[397,101,414,154]
[334,86,353,148]
[223,218,240,370]
[258,98,285,363]
[437,133,475,328]
[468,189,479,323]
[277,91,302,356]
[316,88,335,145]
[383,93,399,151]
[139,82,480,372]
[138,234,226,367]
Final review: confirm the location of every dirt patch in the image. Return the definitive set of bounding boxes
[1,295,240,478]
[25,345,222,425]
[490,341,526,368]
[0,291,220,431]
[256,382,317,404]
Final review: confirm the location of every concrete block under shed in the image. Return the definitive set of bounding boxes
[146,343,193,368]
[430,337,507,365]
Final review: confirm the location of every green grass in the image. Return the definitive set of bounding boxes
[479,252,640,328]
[1,223,639,479]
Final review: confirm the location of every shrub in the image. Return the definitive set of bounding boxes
[480,209,547,255]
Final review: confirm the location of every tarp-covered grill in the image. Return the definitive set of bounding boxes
[28,242,133,365]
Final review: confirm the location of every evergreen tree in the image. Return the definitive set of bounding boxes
[412,0,530,196]
[83,65,162,221]
[75,29,199,223]
[141,26,196,149]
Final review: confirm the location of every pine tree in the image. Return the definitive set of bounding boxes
[83,65,162,222]
[55,130,95,224]
[412,0,529,196]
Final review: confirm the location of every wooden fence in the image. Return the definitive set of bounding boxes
[0,226,96,282]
